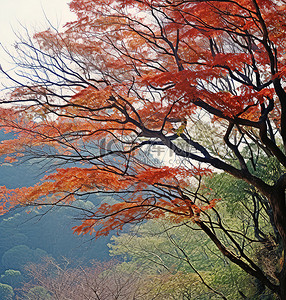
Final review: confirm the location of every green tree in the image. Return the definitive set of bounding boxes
[26,286,51,300]
[110,219,258,299]
[1,245,49,272]
[0,269,23,288]
[0,283,14,300]
[0,215,28,268]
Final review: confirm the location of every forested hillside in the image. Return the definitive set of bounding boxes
[0,135,111,298]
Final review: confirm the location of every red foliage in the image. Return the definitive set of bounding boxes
[0,0,285,243]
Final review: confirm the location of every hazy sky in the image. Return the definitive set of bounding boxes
[1,0,74,44]
[1,0,75,66]
[0,0,75,92]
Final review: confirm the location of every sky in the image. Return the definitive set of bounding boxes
[0,0,75,71]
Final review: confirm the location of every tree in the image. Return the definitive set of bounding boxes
[0,269,23,289]
[0,283,14,300]
[26,286,51,300]
[21,258,161,300]
[109,219,259,298]
[1,245,50,272]
[0,0,286,297]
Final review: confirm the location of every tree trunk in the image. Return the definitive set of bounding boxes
[269,188,286,299]
[280,256,286,300]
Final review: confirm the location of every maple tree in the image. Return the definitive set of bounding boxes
[1,0,286,297]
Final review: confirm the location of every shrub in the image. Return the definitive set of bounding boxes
[0,283,14,300]
[0,269,23,288]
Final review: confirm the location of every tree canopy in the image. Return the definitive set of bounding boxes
[1,0,286,298]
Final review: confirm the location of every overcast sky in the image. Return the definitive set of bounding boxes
[0,0,75,92]
[1,0,74,44]
[1,0,74,66]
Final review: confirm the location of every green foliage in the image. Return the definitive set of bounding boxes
[0,204,111,272]
[109,219,213,273]
[205,160,281,212]
[205,173,250,213]
[0,269,23,288]
[109,219,257,299]
[243,146,284,185]
[0,215,29,265]
[1,245,49,271]
[0,140,112,268]
[138,272,213,300]
[0,283,14,300]
[26,286,51,300]
[204,144,284,207]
